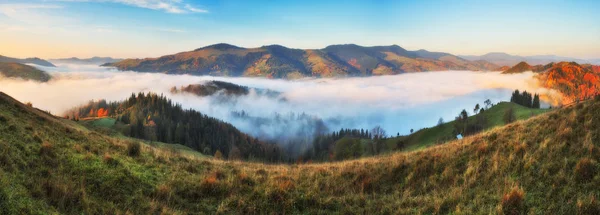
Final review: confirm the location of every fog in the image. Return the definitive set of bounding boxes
[0,63,557,143]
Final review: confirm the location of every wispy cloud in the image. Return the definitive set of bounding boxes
[0,3,67,24]
[184,4,207,13]
[52,0,208,14]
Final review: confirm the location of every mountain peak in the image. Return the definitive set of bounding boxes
[195,43,244,51]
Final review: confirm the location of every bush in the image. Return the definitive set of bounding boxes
[575,158,596,183]
[501,186,526,215]
[103,153,118,166]
[39,142,53,157]
[578,195,600,215]
[214,150,223,160]
[126,141,141,157]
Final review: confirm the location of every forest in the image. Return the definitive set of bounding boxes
[67,92,286,162]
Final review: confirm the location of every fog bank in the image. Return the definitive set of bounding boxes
[0,64,556,140]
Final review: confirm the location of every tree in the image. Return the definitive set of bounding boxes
[460,109,468,120]
[371,126,386,140]
[484,99,492,109]
[437,117,444,126]
[410,129,414,134]
[532,94,540,109]
[474,104,480,114]
[503,107,516,124]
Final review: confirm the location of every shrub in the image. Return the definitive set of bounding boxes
[214,150,223,160]
[103,153,118,166]
[501,186,526,215]
[575,158,596,183]
[39,142,53,157]
[126,141,141,157]
[200,171,227,196]
[0,114,6,122]
[577,195,600,215]
[155,184,172,202]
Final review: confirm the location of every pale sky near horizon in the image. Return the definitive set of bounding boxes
[0,0,599,59]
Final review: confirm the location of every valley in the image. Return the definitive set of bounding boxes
[1,1,599,212]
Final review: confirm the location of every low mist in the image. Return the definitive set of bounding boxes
[0,63,557,145]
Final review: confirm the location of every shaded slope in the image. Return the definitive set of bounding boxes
[2,91,599,214]
[0,62,52,82]
[0,55,55,67]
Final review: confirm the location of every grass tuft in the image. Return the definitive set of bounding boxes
[126,141,141,157]
[501,186,526,215]
[575,158,596,183]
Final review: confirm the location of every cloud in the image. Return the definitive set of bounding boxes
[184,4,207,13]
[52,0,208,14]
[0,3,66,24]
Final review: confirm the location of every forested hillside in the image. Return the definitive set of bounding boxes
[66,92,284,162]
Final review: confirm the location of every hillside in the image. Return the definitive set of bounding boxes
[536,62,600,103]
[502,62,533,74]
[0,55,55,67]
[2,89,600,213]
[49,57,123,65]
[103,43,500,78]
[0,62,52,82]
[170,80,280,98]
[395,102,549,150]
[65,92,285,162]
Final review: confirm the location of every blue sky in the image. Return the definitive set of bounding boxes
[0,0,599,59]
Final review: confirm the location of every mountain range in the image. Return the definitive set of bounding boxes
[0,55,55,67]
[103,43,502,79]
[461,52,600,67]
[49,57,124,65]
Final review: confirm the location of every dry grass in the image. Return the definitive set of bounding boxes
[2,91,600,214]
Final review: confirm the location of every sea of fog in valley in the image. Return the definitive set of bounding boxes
[0,63,557,144]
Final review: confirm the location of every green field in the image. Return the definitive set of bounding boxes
[389,102,550,151]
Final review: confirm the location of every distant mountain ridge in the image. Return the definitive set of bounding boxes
[0,62,52,82]
[0,55,55,67]
[103,43,501,79]
[461,52,600,67]
[50,57,124,65]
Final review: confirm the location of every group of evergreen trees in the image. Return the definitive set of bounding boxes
[69,92,284,162]
[510,90,540,108]
[301,127,400,162]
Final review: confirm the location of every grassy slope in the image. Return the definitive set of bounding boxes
[0,62,51,82]
[393,102,549,151]
[1,92,600,214]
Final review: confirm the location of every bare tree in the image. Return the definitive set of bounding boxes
[371,126,387,140]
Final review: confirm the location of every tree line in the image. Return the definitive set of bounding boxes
[510,90,540,108]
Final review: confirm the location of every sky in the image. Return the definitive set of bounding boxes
[0,0,599,59]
